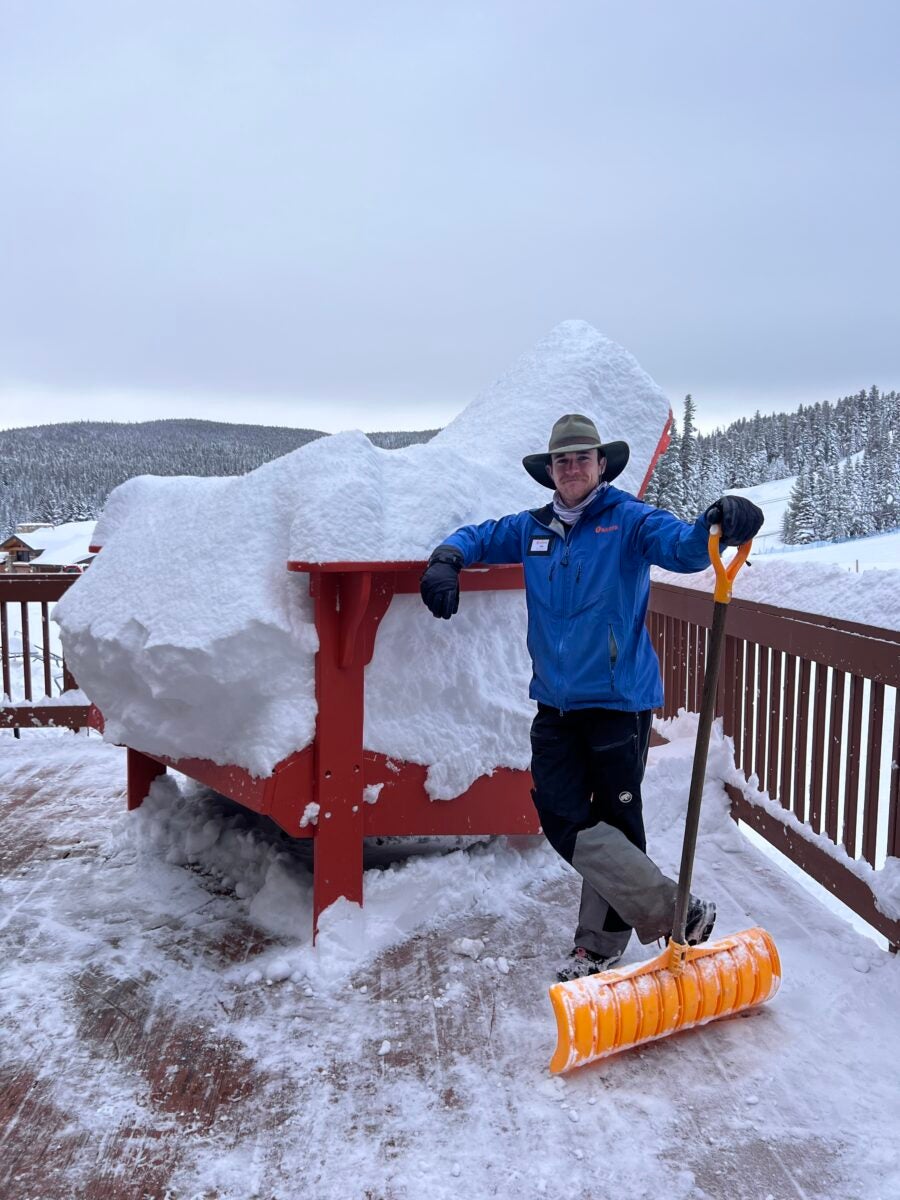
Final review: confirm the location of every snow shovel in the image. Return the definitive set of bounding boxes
[548,527,781,1073]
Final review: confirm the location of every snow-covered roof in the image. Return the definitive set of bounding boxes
[27,520,97,566]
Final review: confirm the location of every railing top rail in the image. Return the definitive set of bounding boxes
[650,581,900,687]
[0,575,78,600]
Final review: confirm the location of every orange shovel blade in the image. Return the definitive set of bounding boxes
[548,926,781,1074]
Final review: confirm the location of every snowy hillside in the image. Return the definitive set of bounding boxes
[724,476,794,552]
[724,471,899,572]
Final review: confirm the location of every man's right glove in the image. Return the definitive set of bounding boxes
[704,495,765,547]
[420,545,463,619]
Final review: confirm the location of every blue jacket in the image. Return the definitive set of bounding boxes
[443,485,711,713]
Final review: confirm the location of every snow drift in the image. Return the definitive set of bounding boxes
[55,321,671,788]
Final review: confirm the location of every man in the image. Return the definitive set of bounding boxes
[419,413,764,981]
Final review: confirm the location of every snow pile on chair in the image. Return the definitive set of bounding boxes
[55,320,671,791]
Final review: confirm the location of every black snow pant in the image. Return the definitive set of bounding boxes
[530,704,678,958]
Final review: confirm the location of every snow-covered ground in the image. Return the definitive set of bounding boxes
[2,720,898,1200]
[758,525,900,571]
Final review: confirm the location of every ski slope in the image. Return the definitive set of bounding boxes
[724,476,794,552]
[726,472,899,570]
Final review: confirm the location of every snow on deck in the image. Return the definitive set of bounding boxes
[7,720,900,1200]
[3,723,898,1200]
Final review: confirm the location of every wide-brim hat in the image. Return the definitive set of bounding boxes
[523,413,630,488]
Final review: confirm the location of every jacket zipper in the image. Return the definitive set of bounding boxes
[572,567,582,703]
[557,543,570,711]
[531,496,621,711]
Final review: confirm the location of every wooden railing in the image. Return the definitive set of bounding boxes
[0,574,93,733]
[649,581,900,950]
[3,571,898,949]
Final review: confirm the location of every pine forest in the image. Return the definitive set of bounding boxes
[0,420,435,540]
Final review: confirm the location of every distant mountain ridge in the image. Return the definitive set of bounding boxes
[0,418,439,536]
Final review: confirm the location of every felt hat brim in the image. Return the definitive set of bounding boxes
[522,440,630,489]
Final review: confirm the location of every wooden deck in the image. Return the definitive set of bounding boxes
[1,735,890,1200]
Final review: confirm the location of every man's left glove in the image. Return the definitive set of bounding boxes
[420,545,463,619]
[704,495,765,547]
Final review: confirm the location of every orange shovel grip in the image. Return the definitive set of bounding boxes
[708,526,752,604]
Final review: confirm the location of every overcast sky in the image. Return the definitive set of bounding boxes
[1,1,897,434]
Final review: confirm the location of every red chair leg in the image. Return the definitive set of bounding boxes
[313,808,363,940]
[127,748,166,812]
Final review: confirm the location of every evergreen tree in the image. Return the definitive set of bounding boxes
[729,442,753,488]
[651,416,684,516]
[785,469,817,543]
[826,464,851,542]
[766,454,789,482]
[678,395,700,515]
[845,460,874,538]
[697,443,726,512]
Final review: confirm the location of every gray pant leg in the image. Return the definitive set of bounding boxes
[572,821,677,945]
[574,882,633,959]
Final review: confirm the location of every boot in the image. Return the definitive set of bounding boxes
[556,946,623,983]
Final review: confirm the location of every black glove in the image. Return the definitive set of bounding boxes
[704,495,764,547]
[420,545,463,619]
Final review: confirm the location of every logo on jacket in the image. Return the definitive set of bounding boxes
[595,524,619,534]
[618,790,633,804]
